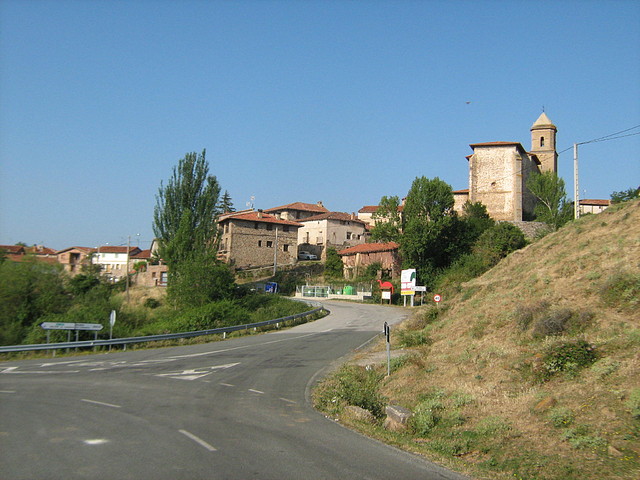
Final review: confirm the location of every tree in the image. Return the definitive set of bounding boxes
[324,247,344,278]
[370,196,402,243]
[527,171,572,230]
[473,223,526,267]
[401,177,461,283]
[220,190,236,214]
[153,150,232,306]
[611,186,640,204]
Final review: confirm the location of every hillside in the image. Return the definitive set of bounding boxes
[325,200,640,480]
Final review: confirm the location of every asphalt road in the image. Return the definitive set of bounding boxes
[0,300,469,480]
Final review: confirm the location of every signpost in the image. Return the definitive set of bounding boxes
[41,322,104,351]
[383,322,391,376]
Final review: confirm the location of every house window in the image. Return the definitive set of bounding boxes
[267,241,273,248]
[346,232,352,240]
[283,244,289,252]
[258,240,262,247]
[540,136,545,147]
[254,222,259,229]
[283,225,289,232]
[267,224,273,231]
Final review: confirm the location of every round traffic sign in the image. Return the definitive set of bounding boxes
[433,294,442,303]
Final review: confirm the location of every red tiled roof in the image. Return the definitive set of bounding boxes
[131,249,151,259]
[98,246,141,254]
[0,245,25,254]
[470,141,522,147]
[338,242,400,256]
[25,246,57,255]
[220,211,303,227]
[264,202,329,214]
[580,199,611,206]
[358,206,379,213]
[453,189,470,194]
[299,212,367,225]
[56,246,96,254]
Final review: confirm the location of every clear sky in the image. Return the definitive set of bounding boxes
[1,0,639,250]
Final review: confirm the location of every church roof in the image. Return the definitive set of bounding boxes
[531,112,556,129]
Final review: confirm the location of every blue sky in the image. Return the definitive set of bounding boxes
[1,0,639,250]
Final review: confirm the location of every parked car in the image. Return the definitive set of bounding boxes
[298,251,318,260]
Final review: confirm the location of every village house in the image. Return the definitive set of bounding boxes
[264,201,329,221]
[579,198,611,215]
[338,242,401,279]
[93,245,141,281]
[297,212,368,260]
[56,246,95,275]
[217,210,302,270]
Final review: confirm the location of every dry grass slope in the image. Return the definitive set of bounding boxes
[352,200,640,480]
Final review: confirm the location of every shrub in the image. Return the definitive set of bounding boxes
[474,223,527,266]
[600,271,640,311]
[626,388,640,419]
[548,407,575,428]
[514,301,550,331]
[411,398,444,435]
[143,298,161,309]
[330,365,386,418]
[397,328,433,347]
[537,340,597,381]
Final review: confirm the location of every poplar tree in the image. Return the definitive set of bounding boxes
[153,150,233,305]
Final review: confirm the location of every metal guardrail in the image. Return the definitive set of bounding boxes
[0,302,326,354]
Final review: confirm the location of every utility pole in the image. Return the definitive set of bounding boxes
[126,235,130,303]
[574,143,580,219]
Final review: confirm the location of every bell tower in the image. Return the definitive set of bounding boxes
[530,112,558,173]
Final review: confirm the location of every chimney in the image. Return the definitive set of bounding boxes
[317,201,323,207]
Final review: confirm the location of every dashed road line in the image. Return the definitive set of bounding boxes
[81,399,121,409]
[179,429,217,452]
[279,397,297,404]
[248,389,264,394]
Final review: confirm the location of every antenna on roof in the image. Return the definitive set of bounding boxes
[246,195,255,210]
[542,105,545,112]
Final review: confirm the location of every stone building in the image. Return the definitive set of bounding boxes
[217,210,302,270]
[338,242,401,279]
[455,113,559,221]
[297,212,367,260]
[56,246,95,275]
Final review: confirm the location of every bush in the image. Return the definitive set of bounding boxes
[473,223,527,265]
[143,298,161,309]
[318,365,386,419]
[626,388,640,419]
[411,398,444,435]
[537,340,597,381]
[397,328,433,347]
[600,271,640,311]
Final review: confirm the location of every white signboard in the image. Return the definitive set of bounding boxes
[414,286,427,292]
[41,322,103,331]
[382,291,392,300]
[41,322,76,330]
[401,269,416,296]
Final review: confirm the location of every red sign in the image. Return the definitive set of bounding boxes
[433,294,442,303]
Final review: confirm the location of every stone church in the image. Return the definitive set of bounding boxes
[454,113,558,221]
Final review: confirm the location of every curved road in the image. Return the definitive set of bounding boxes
[0,300,469,480]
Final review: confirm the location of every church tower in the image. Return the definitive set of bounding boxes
[530,112,558,173]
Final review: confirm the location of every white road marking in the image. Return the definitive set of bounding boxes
[83,439,110,445]
[155,363,240,381]
[279,397,297,404]
[179,429,217,452]
[169,333,317,359]
[1,367,18,373]
[219,383,235,387]
[249,389,264,394]
[0,390,16,394]
[81,399,121,408]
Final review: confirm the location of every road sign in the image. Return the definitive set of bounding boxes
[75,323,104,331]
[41,322,76,330]
[415,286,427,292]
[110,310,117,327]
[433,294,442,303]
